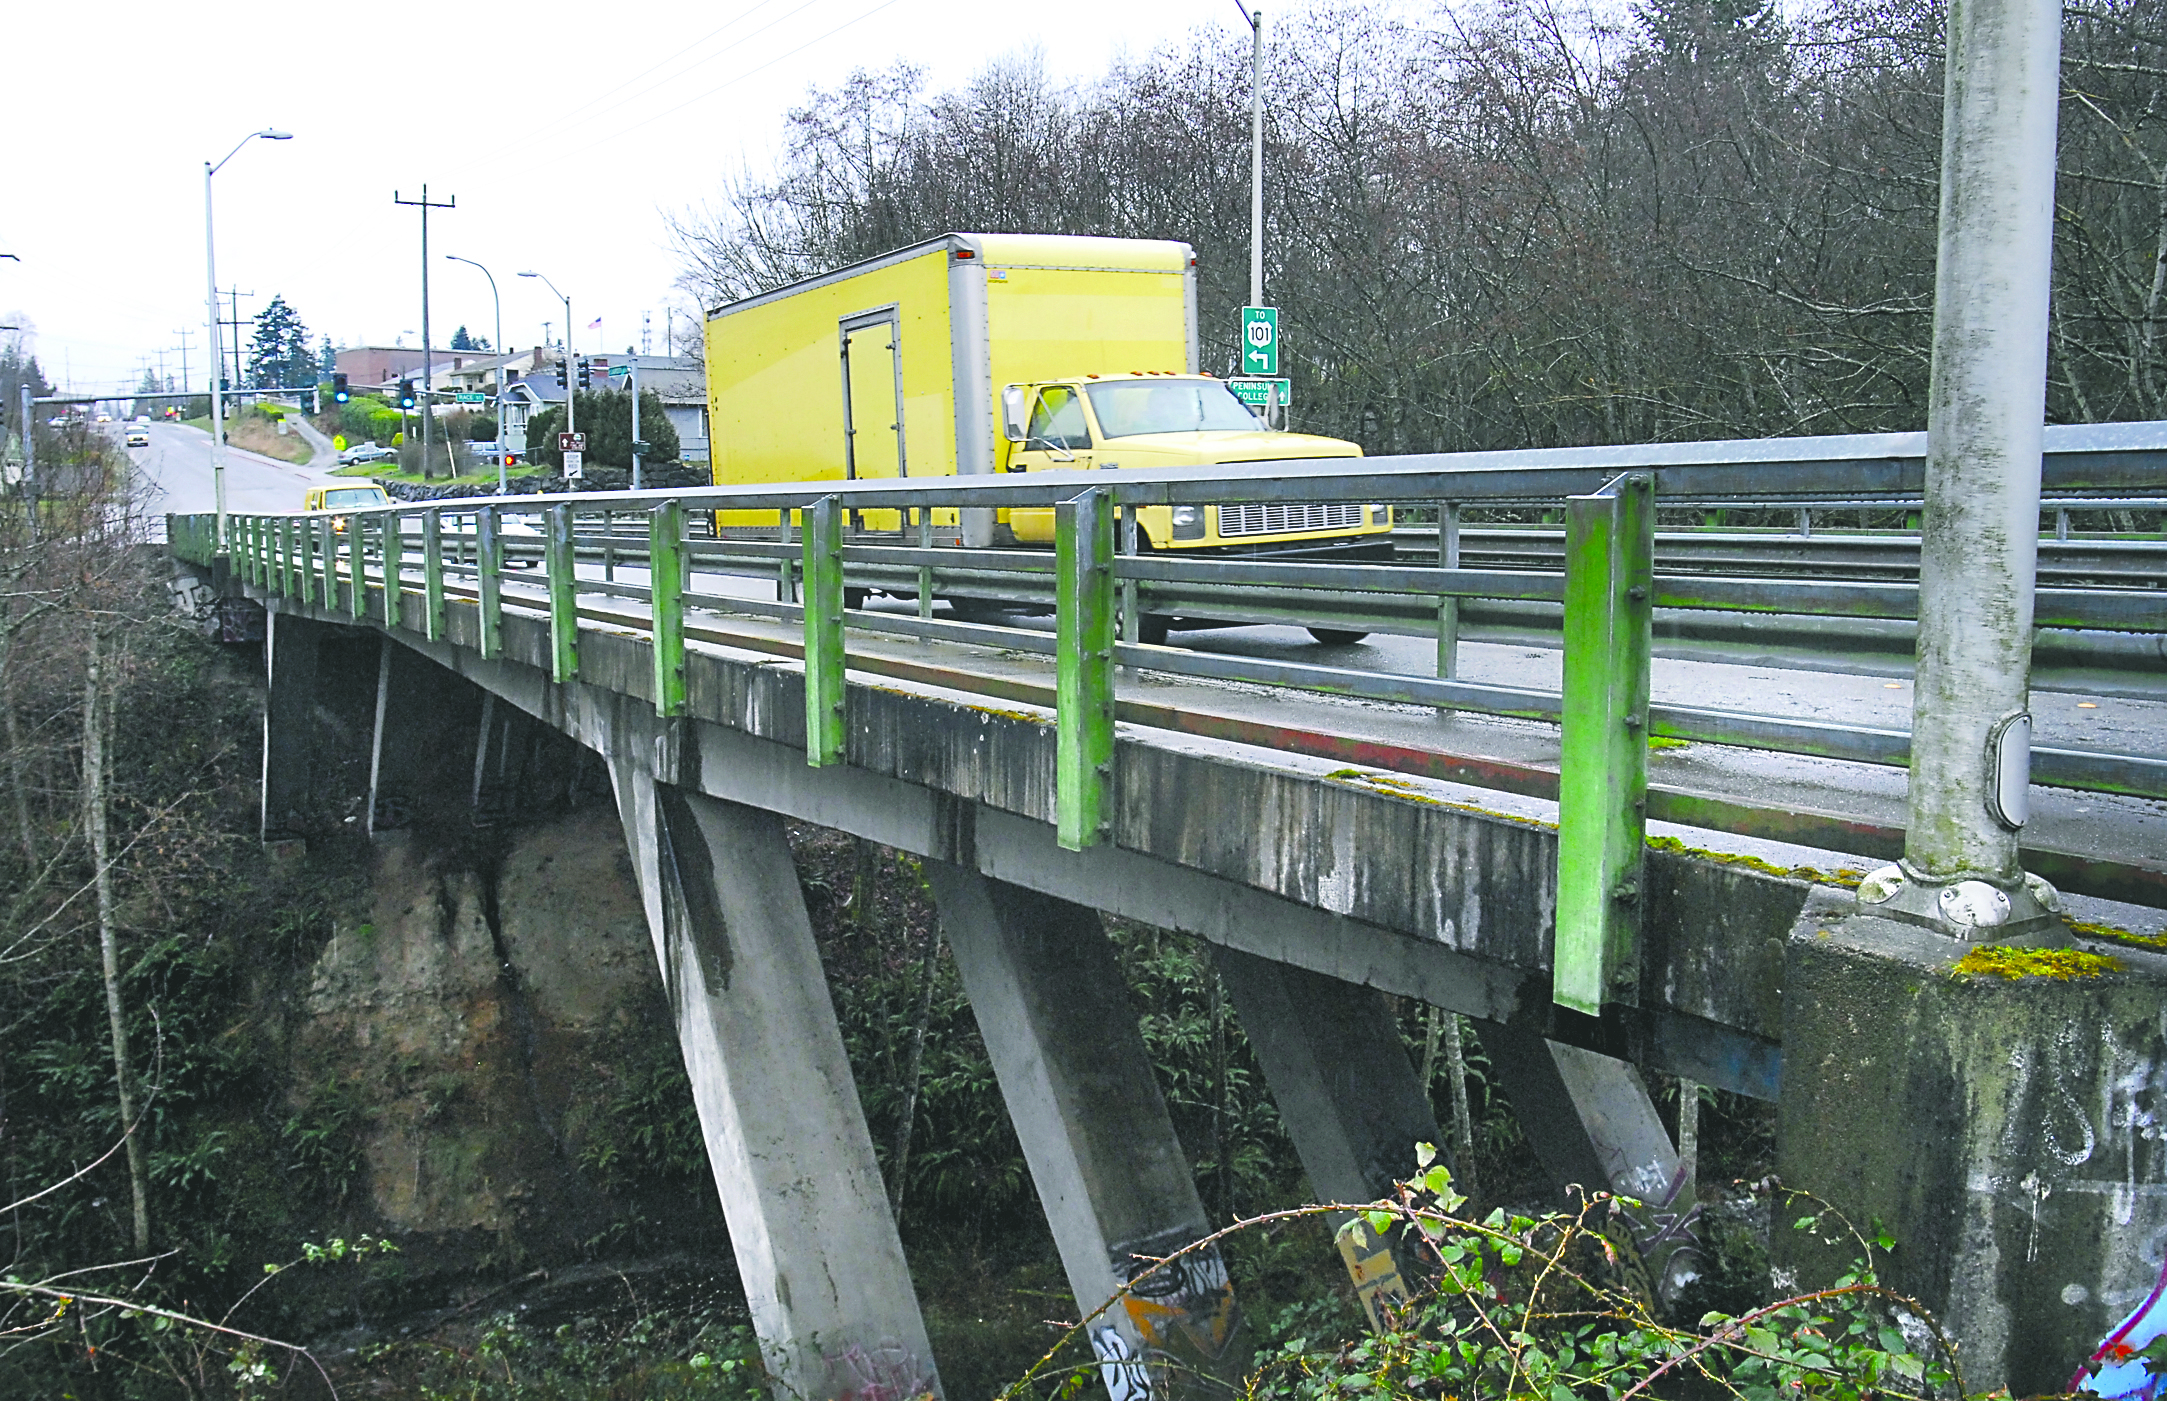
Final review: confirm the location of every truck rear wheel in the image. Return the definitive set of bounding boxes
[844,587,869,611]
[1138,614,1172,646]
[1307,627,1369,645]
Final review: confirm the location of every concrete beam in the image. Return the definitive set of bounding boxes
[607,759,939,1401]
[1480,1026,1700,1305]
[1212,946,1441,1325]
[1776,892,2167,1396]
[261,604,324,842]
[924,863,1250,1395]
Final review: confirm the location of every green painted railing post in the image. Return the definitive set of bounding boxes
[318,519,335,607]
[1055,486,1116,851]
[478,507,502,660]
[381,512,404,629]
[777,508,799,603]
[1553,471,1654,1014]
[297,519,314,606]
[546,502,578,682]
[422,511,444,639]
[346,522,364,621]
[650,500,686,716]
[802,495,845,766]
[245,517,261,585]
[278,519,293,595]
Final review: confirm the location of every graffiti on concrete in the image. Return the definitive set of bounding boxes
[825,1340,936,1401]
[1112,1228,1241,1360]
[1609,1160,1703,1304]
[1091,1324,1154,1401]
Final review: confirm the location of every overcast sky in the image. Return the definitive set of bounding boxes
[5,0,1244,394]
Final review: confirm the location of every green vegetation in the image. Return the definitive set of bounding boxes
[1951,945,2123,981]
[527,389,679,471]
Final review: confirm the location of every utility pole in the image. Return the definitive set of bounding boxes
[642,310,652,356]
[172,328,193,395]
[222,288,256,394]
[395,186,456,479]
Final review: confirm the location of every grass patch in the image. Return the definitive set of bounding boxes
[222,413,314,464]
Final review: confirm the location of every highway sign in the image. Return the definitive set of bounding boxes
[1241,305,1279,376]
[558,432,587,452]
[1227,377,1291,410]
[454,392,487,404]
[608,364,632,380]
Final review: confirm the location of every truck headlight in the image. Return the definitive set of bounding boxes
[1369,504,1389,525]
[1171,505,1206,540]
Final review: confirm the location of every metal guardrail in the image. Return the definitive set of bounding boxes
[172,422,2167,1009]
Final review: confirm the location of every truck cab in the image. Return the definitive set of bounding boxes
[997,373,1391,554]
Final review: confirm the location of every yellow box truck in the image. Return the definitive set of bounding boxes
[704,232,1392,557]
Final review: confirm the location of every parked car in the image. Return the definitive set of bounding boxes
[337,442,396,465]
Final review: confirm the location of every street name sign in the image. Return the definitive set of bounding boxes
[1227,377,1291,410]
[608,365,631,380]
[1241,305,1279,376]
[454,392,487,404]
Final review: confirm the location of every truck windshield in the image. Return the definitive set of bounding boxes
[322,488,389,508]
[1085,380,1262,438]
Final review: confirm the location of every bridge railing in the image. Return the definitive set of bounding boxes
[174,422,2167,1011]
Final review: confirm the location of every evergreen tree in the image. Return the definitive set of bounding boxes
[318,336,337,378]
[245,295,315,388]
[1,340,54,440]
[450,325,474,351]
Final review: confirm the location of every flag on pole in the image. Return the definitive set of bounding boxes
[587,317,602,330]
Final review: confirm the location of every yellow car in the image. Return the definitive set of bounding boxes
[304,484,392,533]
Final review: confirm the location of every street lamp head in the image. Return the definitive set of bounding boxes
[517,271,540,278]
[259,129,293,140]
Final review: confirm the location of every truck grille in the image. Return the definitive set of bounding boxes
[1216,502,1365,538]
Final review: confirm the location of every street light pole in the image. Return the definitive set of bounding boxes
[446,254,505,493]
[1242,0,1264,309]
[518,271,575,464]
[204,128,291,548]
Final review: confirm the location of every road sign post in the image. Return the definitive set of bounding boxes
[1241,305,1280,376]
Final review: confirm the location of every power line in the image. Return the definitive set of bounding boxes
[582,0,909,151]
[524,0,795,141]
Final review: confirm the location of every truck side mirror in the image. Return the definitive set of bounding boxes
[1001,384,1029,443]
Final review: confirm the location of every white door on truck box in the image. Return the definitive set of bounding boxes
[839,307,906,532]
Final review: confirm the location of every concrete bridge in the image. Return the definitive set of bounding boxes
[167,404,2167,1397]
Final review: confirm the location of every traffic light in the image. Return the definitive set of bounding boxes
[555,358,568,389]
[578,358,593,390]
[398,379,416,410]
[332,373,349,403]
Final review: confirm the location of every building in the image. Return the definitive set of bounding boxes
[495,352,709,465]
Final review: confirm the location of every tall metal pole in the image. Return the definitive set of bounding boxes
[205,160,227,545]
[1248,4,1265,310]
[631,356,642,490]
[447,256,505,493]
[1892,0,2063,925]
[202,129,291,547]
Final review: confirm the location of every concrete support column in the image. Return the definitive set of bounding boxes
[260,604,323,842]
[608,758,940,1401]
[1904,0,2062,899]
[924,863,1249,1395]
[1211,946,1441,1325]
[1481,1025,1700,1303]
[1776,895,2167,1396]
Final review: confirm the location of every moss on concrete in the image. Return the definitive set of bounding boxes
[1644,833,1865,888]
[2070,919,2167,953]
[1949,944,2123,981]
